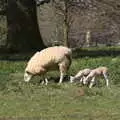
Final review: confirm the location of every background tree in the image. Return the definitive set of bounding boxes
[1,0,120,51]
[53,0,75,47]
[0,0,7,52]
[6,0,47,52]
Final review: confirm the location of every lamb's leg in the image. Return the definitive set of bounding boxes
[89,76,95,88]
[81,76,86,84]
[59,72,64,84]
[80,77,83,83]
[70,76,75,83]
[83,76,89,85]
[103,73,109,87]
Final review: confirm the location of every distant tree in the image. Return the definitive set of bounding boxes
[6,0,50,52]
[0,0,6,15]
[86,30,91,47]
[0,0,7,52]
[53,0,75,47]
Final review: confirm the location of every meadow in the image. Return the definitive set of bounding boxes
[0,47,120,120]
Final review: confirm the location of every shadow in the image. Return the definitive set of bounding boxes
[0,52,34,61]
[72,47,120,58]
[0,47,120,61]
[49,75,70,83]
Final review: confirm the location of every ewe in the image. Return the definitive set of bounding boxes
[24,46,72,85]
[83,67,109,88]
[70,69,91,83]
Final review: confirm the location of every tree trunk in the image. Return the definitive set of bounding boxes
[0,0,7,52]
[63,1,69,47]
[6,0,45,52]
[86,30,91,47]
[63,21,69,47]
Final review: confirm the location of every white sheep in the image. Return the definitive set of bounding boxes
[83,67,109,88]
[70,68,91,83]
[24,46,72,85]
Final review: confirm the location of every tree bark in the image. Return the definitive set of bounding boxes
[86,30,91,47]
[6,0,45,52]
[63,1,69,47]
[63,20,69,47]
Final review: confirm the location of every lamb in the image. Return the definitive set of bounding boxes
[83,67,109,88]
[24,46,72,85]
[70,68,91,83]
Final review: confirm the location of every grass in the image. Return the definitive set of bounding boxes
[0,52,120,119]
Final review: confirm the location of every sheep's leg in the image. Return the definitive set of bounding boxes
[58,64,65,84]
[89,76,95,88]
[59,72,64,84]
[41,80,45,85]
[41,79,48,85]
[45,78,48,85]
[103,73,109,87]
[41,75,48,85]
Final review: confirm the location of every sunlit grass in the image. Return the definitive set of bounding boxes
[0,54,119,119]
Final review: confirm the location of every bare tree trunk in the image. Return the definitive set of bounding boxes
[6,0,45,52]
[0,0,7,52]
[63,1,69,47]
[86,30,91,47]
[63,20,69,47]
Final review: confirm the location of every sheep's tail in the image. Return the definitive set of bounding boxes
[65,49,72,62]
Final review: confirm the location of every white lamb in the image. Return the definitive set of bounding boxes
[70,68,91,83]
[83,67,109,88]
[24,46,72,85]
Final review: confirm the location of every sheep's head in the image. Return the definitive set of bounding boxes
[24,72,33,82]
[35,0,50,6]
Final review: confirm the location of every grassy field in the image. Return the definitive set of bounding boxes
[0,49,120,120]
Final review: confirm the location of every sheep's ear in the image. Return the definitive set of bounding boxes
[26,71,32,75]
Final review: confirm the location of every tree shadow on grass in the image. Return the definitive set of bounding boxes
[0,47,120,61]
[72,47,120,58]
[0,52,34,61]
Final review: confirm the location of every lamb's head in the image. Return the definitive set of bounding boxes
[70,76,75,83]
[35,0,50,6]
[83,69,91,76]
[24,71,33,82]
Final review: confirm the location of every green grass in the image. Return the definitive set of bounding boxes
[0,54,120,119]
